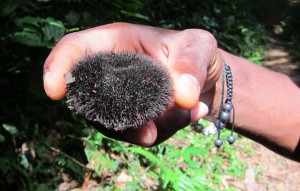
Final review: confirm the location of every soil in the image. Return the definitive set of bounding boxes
[237,139,300,191]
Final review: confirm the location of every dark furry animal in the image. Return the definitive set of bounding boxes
[65,52,173,131]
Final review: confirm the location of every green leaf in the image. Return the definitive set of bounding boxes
[45,17,65,29]
[16,16,47,27]
[0,134,5,142]
[182,147,205,168]
[19,154,31,169]
[248,56,262,62]
[2,123,19,136]
[14,17,66,45]
[42,25,64,42]
[128,147,177,188]
[84,141,118,176]
[9,29,53,48]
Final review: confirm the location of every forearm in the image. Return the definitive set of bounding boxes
[211,49,300,161]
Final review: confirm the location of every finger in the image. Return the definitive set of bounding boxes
[164,29,218,109]
[190,102,209,124]
[43,24,125,100]
[91,121,157,147]
[43,23,156,100]
[43,34,88,100]
[172,73,201,109]
[91,106,190,147]
[124,121,157,147]
[153,106,190,146]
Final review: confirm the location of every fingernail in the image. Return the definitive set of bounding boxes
[144,127,153,145]
[179,74,200,94]
[175,74,200,109]
[141,121,157,146]
[44,72,52,96]
[190,102,209,123]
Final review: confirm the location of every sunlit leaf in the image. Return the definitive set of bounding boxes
[2,123,19,136]
[45,17,65,29]
[84,141,119,176]
[9,29,53,48]
[16,16,46,27]
[20,154,31,169]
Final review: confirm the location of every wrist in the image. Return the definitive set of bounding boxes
[205,49,224,90]
[203,48,224,119]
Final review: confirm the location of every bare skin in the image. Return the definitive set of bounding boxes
[43,23,300,161]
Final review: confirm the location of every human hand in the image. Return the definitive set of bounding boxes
[43,22,223,146]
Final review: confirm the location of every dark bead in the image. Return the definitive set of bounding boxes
[226,96,232,100]
[214,120,225,129]
[227,135,236,144]
[223,103,233,112]
[225,99,231,103]
[221,111,230,122]
[193,123,204,133]
[214,139,223,147]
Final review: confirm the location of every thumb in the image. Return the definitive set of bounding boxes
[173,74,200,110]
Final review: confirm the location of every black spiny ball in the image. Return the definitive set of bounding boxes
[65,52,174,131]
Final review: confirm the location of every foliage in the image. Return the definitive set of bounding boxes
[0,0,295,190]
[282,2,300,62]
[84,127,246,190]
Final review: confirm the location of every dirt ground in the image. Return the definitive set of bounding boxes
[235,138,300,191]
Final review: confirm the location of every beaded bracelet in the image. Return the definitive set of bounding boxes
[192,63,236,147]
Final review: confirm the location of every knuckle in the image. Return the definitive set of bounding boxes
[181,29,217,48]
[112,22,133,29]
[57,32,82,45]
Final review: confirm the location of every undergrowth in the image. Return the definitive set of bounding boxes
[84,124,247,190]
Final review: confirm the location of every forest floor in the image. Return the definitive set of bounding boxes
[231,23,300,191]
